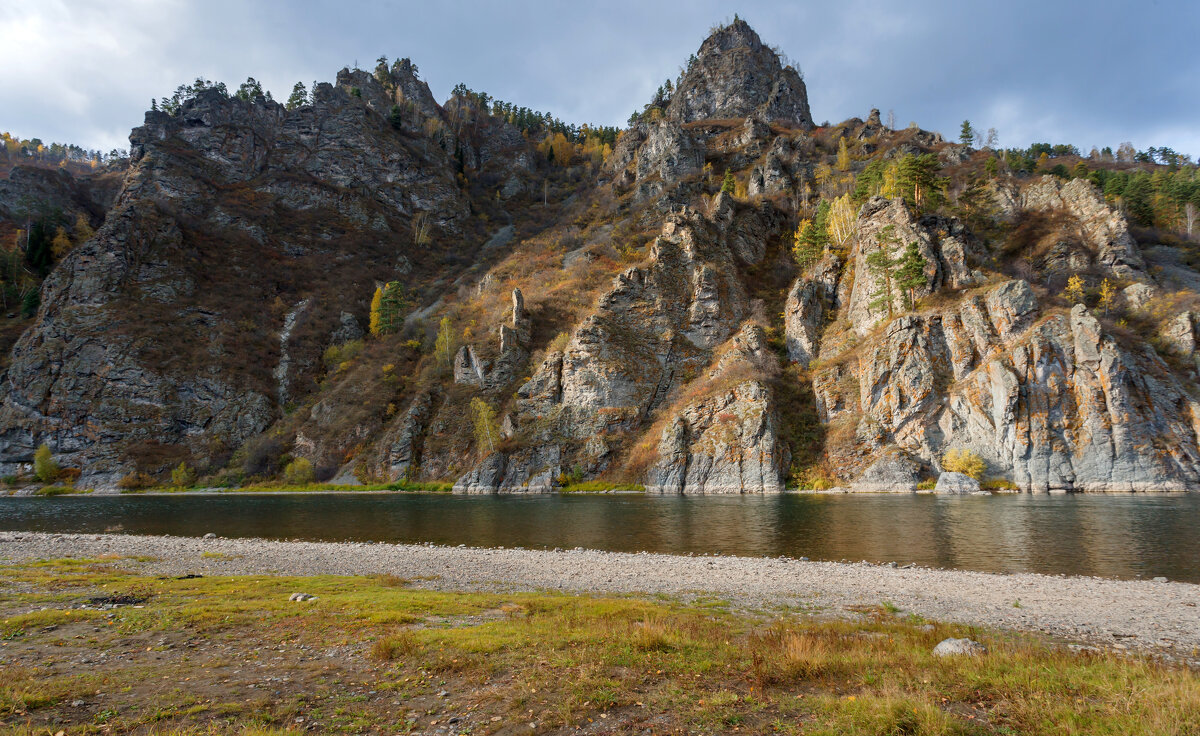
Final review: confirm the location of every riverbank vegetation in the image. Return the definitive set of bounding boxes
[0,558,1195,734]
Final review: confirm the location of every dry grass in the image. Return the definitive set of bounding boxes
[369,628,420,661]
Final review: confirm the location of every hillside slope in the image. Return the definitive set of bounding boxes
[4,19,1200,492]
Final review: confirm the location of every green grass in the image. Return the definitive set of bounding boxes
[119,480,455,494]
[32,485,89,496]
[559,480,647,493]
[0,560,1196,734]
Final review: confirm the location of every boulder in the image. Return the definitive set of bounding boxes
[932,638,986,657]
[934,472,981,494]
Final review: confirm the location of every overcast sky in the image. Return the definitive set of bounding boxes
[2,0,1197,157]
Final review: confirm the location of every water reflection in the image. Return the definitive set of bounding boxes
[1,493,1197,582]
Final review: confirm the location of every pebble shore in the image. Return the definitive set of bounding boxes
[2,531,1197,661]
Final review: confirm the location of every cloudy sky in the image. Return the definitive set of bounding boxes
[2,0,1196,156]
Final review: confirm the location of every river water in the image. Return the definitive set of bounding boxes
[2,492,1198,581]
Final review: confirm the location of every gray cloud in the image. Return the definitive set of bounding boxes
[2,0,1196,156]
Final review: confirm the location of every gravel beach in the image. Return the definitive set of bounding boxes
[3,531,1197,662]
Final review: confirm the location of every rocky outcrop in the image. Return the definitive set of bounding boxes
[666,19,813,127]
[0,70,472,485]
[844,197,983,336]
[1021,176,1146,279]
[381,389,437,481]
[646,324,788,494]
[784,253,840,366]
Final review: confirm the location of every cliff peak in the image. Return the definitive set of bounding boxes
[665,19,813,127]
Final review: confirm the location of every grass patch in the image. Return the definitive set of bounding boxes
[0,560,1195,734]
[558,480,646,493]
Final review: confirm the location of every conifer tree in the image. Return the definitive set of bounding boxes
[894,241,928,310]
[720,169,736,195]
[866,226,902,318]
[286,82,308,110]
[960,120,975,146]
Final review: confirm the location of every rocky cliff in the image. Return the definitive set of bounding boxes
[4,20,1199,494]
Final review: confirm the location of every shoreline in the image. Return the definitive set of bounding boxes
[2,531,1197,664]
[6,486,1198,497]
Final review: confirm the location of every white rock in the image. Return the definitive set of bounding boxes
[932,637,987,657]
[934,472,981,494]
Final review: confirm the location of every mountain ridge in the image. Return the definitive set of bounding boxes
[2,19,1199,493]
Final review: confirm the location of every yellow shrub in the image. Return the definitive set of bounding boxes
[942,448,986,479]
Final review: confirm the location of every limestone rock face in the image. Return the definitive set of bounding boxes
[845,197,983,336]
[784,253,841,367]
[666,19,813,127]
[380,390,436,481]
[0,74,471,486]
[458,200,789,493]
[646,325,789,494]
[635,123,702,184]
[1021,176,1146,279]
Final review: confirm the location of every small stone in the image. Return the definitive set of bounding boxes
[799,556,810,561]
[70,700,85,707]
[932,638,987,657]
[202,533,217,539]
[1152,576,1168,582]
[289,593,316,602]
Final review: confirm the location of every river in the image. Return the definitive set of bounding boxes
[2,492,1198,581]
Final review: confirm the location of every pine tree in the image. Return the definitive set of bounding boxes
[286,82,308,110]
[720,169,736,195]
[791,219,825,271]
[866,226,902,318]
[960,120,975,146]
[894,241,928,310]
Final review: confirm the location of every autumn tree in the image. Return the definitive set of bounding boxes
[1098,278,1116,316]
[469,397,499,457]
[33,443,58,483]
[836,136,851,171]
[1064,275,1085,304]
[435,316,455,368]
[171,461,197,488]
[73,212,94,242]
[369,281,407,336]
[826,193,856,248]
[50,226,72,260]
[792,217,826,271]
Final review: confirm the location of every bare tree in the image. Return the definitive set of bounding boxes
[1186,202,1198,239]
[886,109,896,130]
[985,128,998,149]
